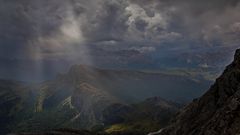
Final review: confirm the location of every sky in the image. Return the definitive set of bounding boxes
[0,0,240,81]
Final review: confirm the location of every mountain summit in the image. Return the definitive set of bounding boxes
[155,49,240,135]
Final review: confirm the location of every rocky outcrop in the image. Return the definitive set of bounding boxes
[156,49,240,135]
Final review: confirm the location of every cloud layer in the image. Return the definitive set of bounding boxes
[0,0,239,80]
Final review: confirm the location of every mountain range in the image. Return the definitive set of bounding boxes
[0,64,211,134]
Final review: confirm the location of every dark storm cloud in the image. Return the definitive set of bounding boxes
[78,0,130,42]
[1,0,239,55]
[129,0,240,40]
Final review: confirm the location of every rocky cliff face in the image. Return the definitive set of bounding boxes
[156,49,240,135]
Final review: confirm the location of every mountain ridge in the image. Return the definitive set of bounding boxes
[54,64,211,102]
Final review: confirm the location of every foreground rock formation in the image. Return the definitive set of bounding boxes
[156,49,240,135]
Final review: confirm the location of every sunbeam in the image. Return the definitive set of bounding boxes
[24,4,93,81]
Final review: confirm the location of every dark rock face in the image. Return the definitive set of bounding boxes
[156,49,240,135]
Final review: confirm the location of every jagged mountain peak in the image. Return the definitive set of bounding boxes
[231,48,240,67]
[234,49,240,61]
